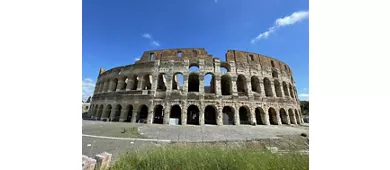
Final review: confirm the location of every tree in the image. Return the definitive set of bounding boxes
[300,101,309,115]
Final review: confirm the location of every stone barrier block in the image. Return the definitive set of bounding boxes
[94,152,112,170]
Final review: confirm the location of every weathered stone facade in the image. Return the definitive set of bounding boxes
[88,48,304,126]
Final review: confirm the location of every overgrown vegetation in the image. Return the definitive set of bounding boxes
[110,142,309,170]
[300,100,309,115]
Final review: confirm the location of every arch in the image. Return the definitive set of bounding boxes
[221,75,232,95]
[264,78,273,97]
[204,73,216,94]
[97,105,104,118]
[279,108,288,124]
[220,62,230,72]
[170,105,182,125]
[288,109,296,124]
[236,75,247,94]
[142,74,152,90]
[222,106,235,125]
[251,76,261,93]
[268,107,278,125]
[111,78,118,92]
[137,105,148,123]
[239,106,250,125]
[172,73,184,90]
[289,83,294,98]
[295,109,301,124]
[131,75,139,90]
[189,63,199,72]
[187,105,200,125]
[157,73,167,91]
[103,104,112,120]
[122,77,128,91]
[204,105,217,125]
[255,107,266,125]
[282,81,289,97]
[274,80,283,97]
[188,73,199,92]
[112,104,122,121]
[124,105,133,122]
[272,71,278,78]
[153,105,164,124]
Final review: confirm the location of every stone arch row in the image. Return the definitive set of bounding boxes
[88,103,303,125]
[94,72,298,99]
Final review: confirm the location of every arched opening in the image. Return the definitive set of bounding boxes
[272,71,278,78]
[177,51,182,57]
[187,105,200,125]
[289,84,294,98]
[251,76,261,93]
[112,104,122,121]
[142,74,152,90]
[172,73,184,90]
[279,108,288,124]
[264,78,273,97]
[157,73,167,91]
[111,78,118,92]
[204,73,216,94]
[188,73,199,92]
[295,109,301,124]
[124,105,133,122]
[274,80,283,97]
[131,75,139,90]
[97,105,104,118]
[220,63,230,72]
[204,105,217,125]
[282,81,289,97]
[153,105,164,124]
[122,77,128,91]
[236,75,247,95]
[222,106,235,125]
[268,107,278,125]
[221,75,232,95]
[189,63,199,72]
[288,109,296,124]
[170,105,182,125]
[137,105,148,123]
[255,107,266,125]
[239,106,250,125]
[103,105,112,120]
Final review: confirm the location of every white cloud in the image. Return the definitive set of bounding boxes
[151,41,160,47]
[298,93,309,100]
[82,78,96,102]
[142,33,161,47]
[251,10,308,44]
[299,93,309,97]
[135,58,140,61]
[142,33,152,39]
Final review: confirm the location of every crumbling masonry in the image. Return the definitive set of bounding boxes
[88,48,303,126]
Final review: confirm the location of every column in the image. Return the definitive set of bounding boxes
[116,78,125,91]
[109,108,116,120]
[250,108,256,125]
[199,75,204,94]
[276,109,282,125]
[183,74,189,94]
[136,78,143,90]
[215,76,222,96]
[119,109,128,122]
[216,107,223,125]
[147,103,154,124]
[231,76,238,96]
[199,105,205,126]
[246,79,253,97]
[263,107,270,125]
[107,80,114,92]
[181,102,187,125]
[259,82,266,98]
[163,104,170,124]
[131,106,138,123]
[102,81,109,93]
[234,106,240,125]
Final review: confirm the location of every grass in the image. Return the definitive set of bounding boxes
[109,143,309,170]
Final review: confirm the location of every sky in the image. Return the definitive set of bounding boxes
[82,0,309,101]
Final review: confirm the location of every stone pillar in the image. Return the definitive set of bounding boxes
[199,105,205,126]
[183,74,189,94]
[119,109,128,122]
[163,104,170,124]
[215,76,222,96]
[259,82,265,97]
[147,103,154,124]
[246,80,253,97]
[131,106,138,123]
[126,79,134,91]
[116,78,125,91]
[286,114,291,125]
[103,81,109,93]
[181,102,187,125]
[137,78,143,90]
[250,107,256,125]
[216,107,223,125]
[231,76,238,96]
[107,80,114,92]
[263,107,271,125]
[234,106,240,125]
[270,81,276,97]
[199,75,204,94]
[276,109,282,125]
[109,109,115,121]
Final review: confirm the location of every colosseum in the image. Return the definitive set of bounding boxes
[88,48,303,126]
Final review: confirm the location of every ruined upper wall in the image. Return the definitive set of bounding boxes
[225,50,293,75]
[135,48,214,63]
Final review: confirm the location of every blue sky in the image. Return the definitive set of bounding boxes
[82,0,309,101]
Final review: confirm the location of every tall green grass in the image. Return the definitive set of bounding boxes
[109,143,308,170]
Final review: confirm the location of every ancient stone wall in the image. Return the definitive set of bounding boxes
[89,48,304,126]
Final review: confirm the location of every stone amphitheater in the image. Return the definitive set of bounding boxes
[88,48,303,126]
